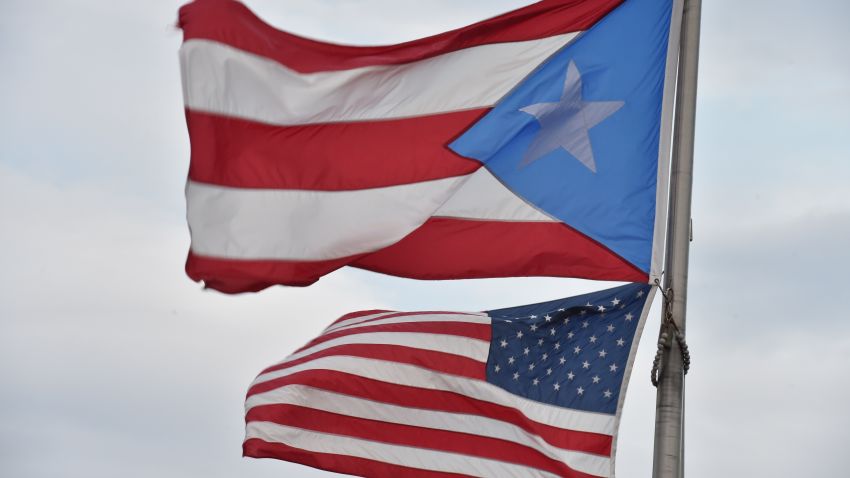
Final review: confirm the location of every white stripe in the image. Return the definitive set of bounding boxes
[186,176,467,261]
[285,331,489,364]
[435,168,555,222]
[324,311,399,333]
[181,34,578,125]
[251,355,616,436]
[327,312,490,335]
[247,385,611,477]
[246,421,562,478]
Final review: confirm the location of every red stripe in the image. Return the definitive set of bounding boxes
[185,250,362,292]
[247,369,612,456]
[328,309,393,327]
[294,321,490,354]
[244,438,473,478]
[180,0,624,73]
[247,405,600,478]
[257,344,486,381]
[354,217,649,282]
[186,110,484,190]
[328,310,483,329]
[187,218,646,293]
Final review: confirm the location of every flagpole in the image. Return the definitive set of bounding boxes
[652,0,702,477]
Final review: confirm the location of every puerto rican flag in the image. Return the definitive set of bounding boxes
[179,0,681,293]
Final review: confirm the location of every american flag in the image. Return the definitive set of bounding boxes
[244,283,654,478]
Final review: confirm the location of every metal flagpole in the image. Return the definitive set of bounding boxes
[652,0,702,477]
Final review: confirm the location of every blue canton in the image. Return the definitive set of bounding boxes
[486,283,652,415]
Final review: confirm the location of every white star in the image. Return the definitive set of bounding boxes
[533,378,540,386]
[592,375,601,384]
[598,305,606,313]
[607,324,616,333]
[573,346,582,355]
[567,332,575,339]
[517,330,524,339]
[567,371,575,380]
[616,338,625,347]
[559,357,567,365]
[537,338,544,346]
[558,308,565,312]
[637,290,645,297]
[528,363,535,371]
[580,309,587,315]
[523,347,530,355]
[544,315,552,322]
[508,356,516,365]
[554,383,561,391]
[530,324,538,332]
[582,320,590,328]
[625,313,634,322]
[577,386,585,395]
[494,365,501,373]
[500,339,508,348]
[599,349,607,358]
[610,363,619,373]
[563,317,570,325]
[589,335,598,344]
[546,368,553,376]
[585,302,593,308]
[541,353,549,361]
[612,298,621,306]
[582,360,591,369]
[554,343,561,350]
[530,315,538,319]
[550,328,556,336]
[604,389,613,398]
[513,372,520,380]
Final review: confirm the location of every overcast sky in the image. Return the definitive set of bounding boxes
[1,0,849,477]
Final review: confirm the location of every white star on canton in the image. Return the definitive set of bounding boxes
[530,315,538,319]
[559,357,567,365]
[577,387,585,395]
[494,365,501,372]
[558,308,565,312]
[582,360,591,369]
[573,346,582,354]
[544,315,552,322]
[513,372,520,380]
[567,332,575,339]
[523,347,530,355]
[537,339,544,346]
[530,324,538,332]
[500,339,508,348]
[567,371,575,380]
[550,328,556,336]
[554,383,561,391]
[563,317,570,325]
[637,290,645,298]
[625,313,634,322]
[603,389,613,398]
[517,330,524,339]
[580,309,587,315]
[554,343,561,350]
[612,298,621,306]
[598,305,606,312]
[599,349,608,358]
[528,363,535,371]
[508,356,516,365]
[546,368,553,376]
[582,320,590,328]
[607,324,616,333]
[610,363,619,373]
[541,353,549,361]
[616,338,625,347]
[589,335,598,344]
[585,302,593,307]
[592,375,601,384]
[533,378,540,386]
